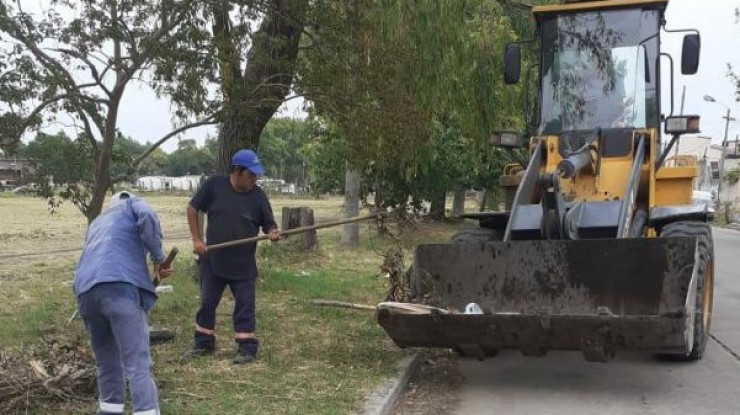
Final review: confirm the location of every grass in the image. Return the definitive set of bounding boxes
[0,194,468,414]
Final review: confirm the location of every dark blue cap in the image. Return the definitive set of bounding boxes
[232,149,264,176]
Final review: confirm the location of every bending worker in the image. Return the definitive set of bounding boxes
[74,191,172,415]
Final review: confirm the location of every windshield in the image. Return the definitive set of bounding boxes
[539,9,660,135]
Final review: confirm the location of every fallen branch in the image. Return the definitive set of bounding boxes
[311,299,377,311]
[0,335,95,413]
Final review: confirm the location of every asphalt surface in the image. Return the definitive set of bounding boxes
[454,226,740,415]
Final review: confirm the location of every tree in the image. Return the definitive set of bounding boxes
[164,139,215,176]
[124,1,312,180]
[300,118,348,196]
[258,117,311,183]
[111,135,150,178]
[298,1,534,216]
[21,131,94,208]
[0,0,218,222]
[213,1,308,173]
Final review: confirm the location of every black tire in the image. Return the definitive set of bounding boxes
[450,227,503,243]
[656,221,714,361]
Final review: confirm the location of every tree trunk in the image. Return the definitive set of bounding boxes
[282,206,316,250]
[477,190,487,212]
[373,180,384,208]
[342,167,360,247]
[86,93,123,223]
[429,191,446,220]
[451,188,466,217]
[214,0,309,174]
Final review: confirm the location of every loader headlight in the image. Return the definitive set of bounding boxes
[665,115,700,135]
[491,131,524,148]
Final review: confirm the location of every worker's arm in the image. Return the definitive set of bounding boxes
[187,205,207,254]
[188,177,213,254]
[260,193,281,242]
[131,199,166,264]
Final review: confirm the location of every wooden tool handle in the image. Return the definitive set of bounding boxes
[205,213,383,251]
[154,247,179,287]
[161,247,179,268]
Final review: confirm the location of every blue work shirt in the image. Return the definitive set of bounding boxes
[74,197,166,310]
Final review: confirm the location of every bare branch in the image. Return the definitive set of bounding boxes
[125,0,196,78]
[49,47,112,96]
[131,113,220,167]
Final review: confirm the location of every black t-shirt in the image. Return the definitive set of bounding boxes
[190,176,277,279]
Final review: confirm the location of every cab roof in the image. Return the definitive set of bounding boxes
[533,0,668,17]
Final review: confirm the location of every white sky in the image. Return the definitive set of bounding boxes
[15,0,740,152]
[663,0,740,143]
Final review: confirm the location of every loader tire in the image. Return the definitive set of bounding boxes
[450,227,503,243]
[657,221,714,361]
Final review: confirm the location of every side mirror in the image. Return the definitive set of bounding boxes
[681,34,700,75]
[504,44,522,85]
[491,131,524,148]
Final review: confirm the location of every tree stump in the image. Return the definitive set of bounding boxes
[281,207,317,250]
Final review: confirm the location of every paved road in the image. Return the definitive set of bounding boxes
[454,227,740,415]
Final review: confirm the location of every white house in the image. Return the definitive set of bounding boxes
[169,175,203,191]
[674,135,740,205]
[136,176,169,191]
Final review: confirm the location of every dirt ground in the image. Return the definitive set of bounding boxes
[390,351,463,415]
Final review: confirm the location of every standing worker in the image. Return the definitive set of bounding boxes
[74,191,172,415]
[187,149,281,364]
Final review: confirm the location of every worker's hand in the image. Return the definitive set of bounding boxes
[154,263,174,279]
[192,238,207,255]
[267,228,282,242]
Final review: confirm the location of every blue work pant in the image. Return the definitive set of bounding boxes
[77,282,159,415]
[195,261,256,338]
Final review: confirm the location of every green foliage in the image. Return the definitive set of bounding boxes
[300,118,348,195]
[297,0,546,213]
[20,131,95,213]
[259,117,312,185]
[726,167,740,184]
[0,0,219,221]
[165,139,216,176]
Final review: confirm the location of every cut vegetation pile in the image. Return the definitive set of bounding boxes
[0,335,95,413]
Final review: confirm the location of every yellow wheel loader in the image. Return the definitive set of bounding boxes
[377,0,713,362]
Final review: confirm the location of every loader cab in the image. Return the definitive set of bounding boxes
[537,7,660,138]
[503,0,701,153]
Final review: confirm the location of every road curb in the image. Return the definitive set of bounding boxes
[360,353,420,415]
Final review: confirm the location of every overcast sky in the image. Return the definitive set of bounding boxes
[664,0,740,144]
[17,0,740,152]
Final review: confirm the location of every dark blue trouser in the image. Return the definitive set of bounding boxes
[195,258,257,353]
[77,282,159,415]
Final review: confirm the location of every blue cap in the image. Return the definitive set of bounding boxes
[232,149,264,176]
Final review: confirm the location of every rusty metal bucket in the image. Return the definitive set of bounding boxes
[377,237,699,362]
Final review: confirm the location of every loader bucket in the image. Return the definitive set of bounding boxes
[377,237,700,362]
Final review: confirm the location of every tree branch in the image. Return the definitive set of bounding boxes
[49,47,112,96]
[131,114,220,168]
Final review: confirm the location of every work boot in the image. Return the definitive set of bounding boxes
[233,338,259,365]
[185,331,215,357]
[232,351,256,365]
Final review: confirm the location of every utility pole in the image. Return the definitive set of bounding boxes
[717,108,735,210]
[675,86,686,157]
